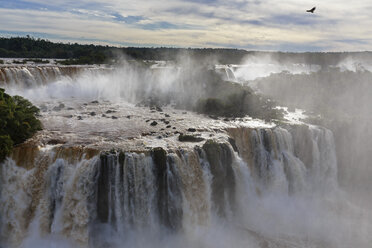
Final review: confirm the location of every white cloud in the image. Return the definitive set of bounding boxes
[1,0,372,51]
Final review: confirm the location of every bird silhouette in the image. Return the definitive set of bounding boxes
[306,7,316,13]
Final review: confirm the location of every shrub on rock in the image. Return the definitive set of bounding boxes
[0,88,42,162]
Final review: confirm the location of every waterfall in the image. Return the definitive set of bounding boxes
[215,65,237,82]
[0,66,108,88]
[227,125,338,195]
[0,123,352,247]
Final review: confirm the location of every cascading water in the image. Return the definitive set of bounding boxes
[1,64,371,248]
[2,124,364,248]
[0,66,109,88]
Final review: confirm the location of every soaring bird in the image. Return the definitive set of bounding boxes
[306,7,316,13]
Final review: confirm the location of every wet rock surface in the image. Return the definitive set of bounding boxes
[27,99,277,151]
[202,141,235,217]
[178,134,204,142]
[53,103,65,111]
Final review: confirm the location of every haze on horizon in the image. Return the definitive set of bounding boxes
[0,0,371,52]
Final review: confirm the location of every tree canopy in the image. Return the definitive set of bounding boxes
[0,88,42,162]
[2,36,372,65]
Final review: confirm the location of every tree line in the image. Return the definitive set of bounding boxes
[1,36,372,65]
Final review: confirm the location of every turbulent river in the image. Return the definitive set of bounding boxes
[0,63,371,248]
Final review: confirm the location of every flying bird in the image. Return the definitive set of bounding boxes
[306,7,316,13]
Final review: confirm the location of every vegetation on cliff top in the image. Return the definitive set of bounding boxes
[0,88,42,162]
[2,36,372,65]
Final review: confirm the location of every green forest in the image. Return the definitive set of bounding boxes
[2,36,372,65]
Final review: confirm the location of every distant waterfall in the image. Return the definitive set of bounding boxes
[0,66,108,87]
[215,66,237,82]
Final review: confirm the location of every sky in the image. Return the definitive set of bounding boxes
[0,0,371,52]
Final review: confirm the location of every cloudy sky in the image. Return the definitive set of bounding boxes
[0,0,371,51]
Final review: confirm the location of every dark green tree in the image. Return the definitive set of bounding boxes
[0,88,42,162]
